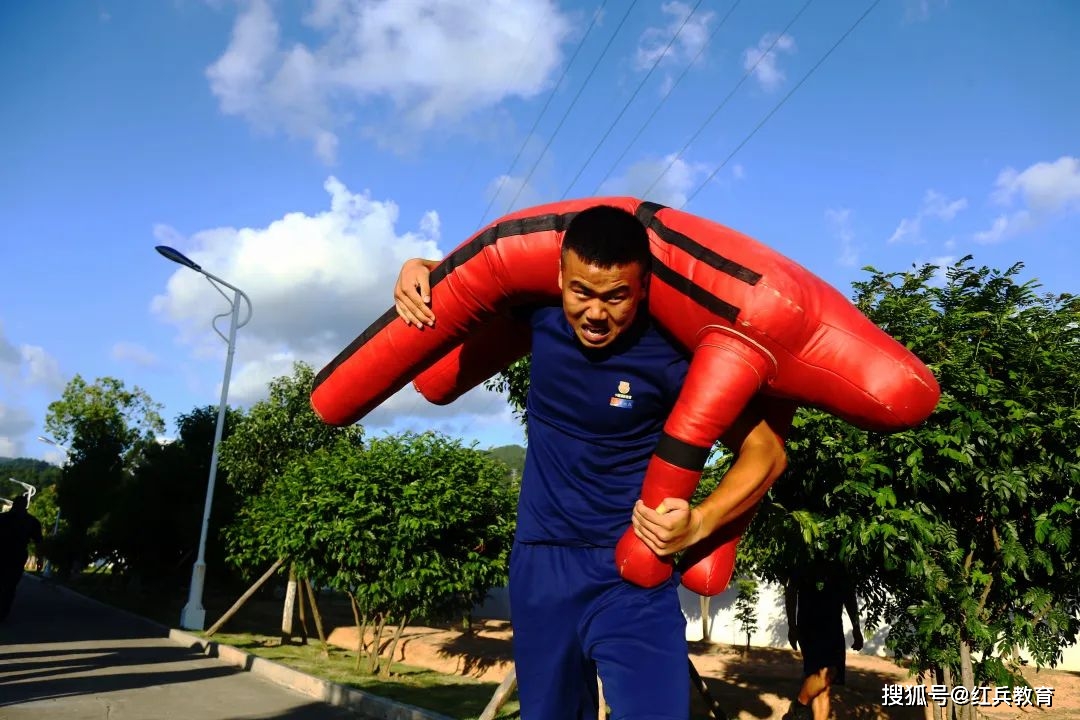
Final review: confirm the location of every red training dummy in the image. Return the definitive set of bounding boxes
[310,197,940,595]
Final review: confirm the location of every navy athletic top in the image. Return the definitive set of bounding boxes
[514,304,691,547]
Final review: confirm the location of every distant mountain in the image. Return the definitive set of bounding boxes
[0,457,61,491]
[486,444,525,481]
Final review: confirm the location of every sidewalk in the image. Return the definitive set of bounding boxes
[0,575,450,720]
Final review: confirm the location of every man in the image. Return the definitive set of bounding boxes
[783,559,864,720]
[0,494,44,621]
[395,205,787,720]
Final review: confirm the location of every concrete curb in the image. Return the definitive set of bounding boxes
[27,575,455,720]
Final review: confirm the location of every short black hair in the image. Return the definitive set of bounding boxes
[561,205,651,273]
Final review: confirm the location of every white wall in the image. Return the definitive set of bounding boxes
[474,582,1080,672]
[677,581,889,655]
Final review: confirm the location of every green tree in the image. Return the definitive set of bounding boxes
[43,375,165,573]
[227,431,517,677]
[745,258,1080,714]
[110,405,244,587]
[218,361,353,498]
[733,576,761,654]
[485,357,530,427]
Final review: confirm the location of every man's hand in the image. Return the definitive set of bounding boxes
[394,258,439,328]
[630,498,704,557]
[788,628,799,651]
[851,628,864,652]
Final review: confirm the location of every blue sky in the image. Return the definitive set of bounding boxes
[2,0,1077,464]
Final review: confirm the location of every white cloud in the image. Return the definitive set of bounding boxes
[111,341,161,369]
[973,211,1033,245]
[599,153,710,208]
[0,330,20,375]
[41,450,67,466]
[975,156,1080,244]
[925,254,957,287]
[742,33,796,92]
[0,324,66,459]
[826,208,858,267]
[731,164,745,180]
[19,346,64,392]
[483,174,544,218]
[0,323,64,394]
[0,403,34,458]
[151,177,515,428]
[905,0,949,23]
[207,0,574,162]
[0,437,18,458]
[991,156,1080,213]
[635,1,715,70]
[887,189,968,243]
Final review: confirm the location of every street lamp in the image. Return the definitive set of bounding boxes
[156,245,252,630]
[38,435,69,577]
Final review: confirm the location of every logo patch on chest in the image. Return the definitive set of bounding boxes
[609,380,634,409]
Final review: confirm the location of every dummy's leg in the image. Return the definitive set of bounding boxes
[616,330,774,588]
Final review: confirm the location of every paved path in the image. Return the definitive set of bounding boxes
[0,575,365,719]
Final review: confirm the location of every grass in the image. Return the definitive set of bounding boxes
[209,632,521,720]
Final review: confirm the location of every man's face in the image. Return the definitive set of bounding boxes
[558,249,648,349]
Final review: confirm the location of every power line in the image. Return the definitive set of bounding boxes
[448,21,545,213]
[475,1,611,230]
[559,0,708,200]
[501,0,643,218]
[681,0,883,208]
[590,0,743,197]
[641,0,815,200]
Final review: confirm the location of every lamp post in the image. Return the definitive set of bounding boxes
[38,435,69,577]
[156,245,252,630]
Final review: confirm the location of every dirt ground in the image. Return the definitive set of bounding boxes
[327,621,1080,720]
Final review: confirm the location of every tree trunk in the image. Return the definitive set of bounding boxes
[303,577,329,657]
[379,614,409,679]
[369,613,389,674]
[959,640,976,720]
[280,564,298,644]
[349,595,367,673]
[296,574,310,645]
[205,557,285,637]
[942,665,954,720]
[479,668,517,720]
[700,595,711,642]
[921,671,935,720]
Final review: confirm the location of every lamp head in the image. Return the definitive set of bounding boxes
[155,245,202,271]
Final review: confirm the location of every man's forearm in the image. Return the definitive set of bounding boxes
[693,427,786,538]
[845,592,861,630]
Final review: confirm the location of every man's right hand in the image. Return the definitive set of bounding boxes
[394,258,439,328]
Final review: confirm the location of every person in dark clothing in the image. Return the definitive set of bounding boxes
[0,494,44,621]
[394,206,788,720]
[783,559,863,720]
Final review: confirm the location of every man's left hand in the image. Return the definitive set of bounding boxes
[631,498,704,557]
